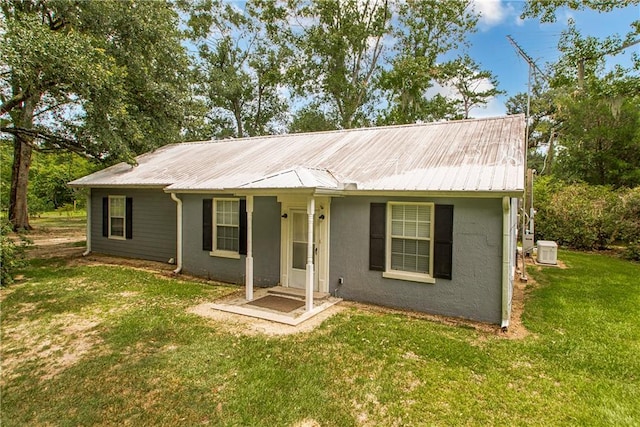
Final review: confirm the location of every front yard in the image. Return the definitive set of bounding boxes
[1,239,639,425]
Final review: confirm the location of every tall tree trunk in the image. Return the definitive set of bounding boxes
[9,96,36,231]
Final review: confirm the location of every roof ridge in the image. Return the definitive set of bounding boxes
[178,114,524,146]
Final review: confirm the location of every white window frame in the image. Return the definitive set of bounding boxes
[211,197,241,259]
[383,201,436,284]
[108,195,126,240]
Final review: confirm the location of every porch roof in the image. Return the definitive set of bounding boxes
[69,115,526,195]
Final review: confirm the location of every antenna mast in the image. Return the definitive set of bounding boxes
[506,35,546,281]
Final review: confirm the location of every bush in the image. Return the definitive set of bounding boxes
[617,187,640,244]
[0,220,31,286]
[534,179,618,250]
[623,241,640,262]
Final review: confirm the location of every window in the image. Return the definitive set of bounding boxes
[213,198,240,258]
[109,196,126,239]
[384,202,435,283]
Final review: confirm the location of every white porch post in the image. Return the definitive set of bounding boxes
[245,195,254,301]
[305,197,315,311]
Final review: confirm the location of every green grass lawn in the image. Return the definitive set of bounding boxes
[1,251,638,426]
[29,210,87,230]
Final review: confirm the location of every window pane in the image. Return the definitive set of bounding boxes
[404,239,417,254]
[214,199,239,253]
[391,220,403,236]
[217,226,238,251]
[391,253,403,270]
[404,254,418,272]
[215,200,239,226]
[110,198,124,217]
[111,217,124,237]
[292,242,306,269]
[391,237,404,253]
[388,204,433,275]
[405,221,417,238]
[417,205,429,222]
[418,222,429,238]
[292,212,307,242]
[417,256,429,273]
[391,237,430,274]
[404,205,417,222]
[417,240,430,257]
[391,205,403,221]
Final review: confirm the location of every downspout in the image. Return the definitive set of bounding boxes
[82,190,91,256]
[170,193,183,274]
[501,196,511,329]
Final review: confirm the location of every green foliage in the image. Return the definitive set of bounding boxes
[623,241,640,261]
[28,152,97,212]
[378,0,477,124]
[0,219,30,285]
[436,54,504,119]
[288,103,339,133]
[1,0,195,229]
[284,0,391,129]
[186,0,288,138]
[534,177,640,250]
[1,146,97,216]
[617,187,640,244]
[521,0,640,24]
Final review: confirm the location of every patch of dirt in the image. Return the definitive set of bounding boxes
[17,224,86,259]
[69,253,177,275]
[1,313,103,383]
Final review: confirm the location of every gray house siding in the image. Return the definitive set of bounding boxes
[91,188,176,262]
[181,194,281,285]
[329,196,504,324]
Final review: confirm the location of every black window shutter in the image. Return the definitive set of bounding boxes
[102,197,109,237]
[239,199,247,255]
[433,204,454,280]
[369,203,386,271]
[202,199,213,251]
[125,198,133,239]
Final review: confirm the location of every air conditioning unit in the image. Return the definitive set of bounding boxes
[523,233,535,255]
[537,240,558,265]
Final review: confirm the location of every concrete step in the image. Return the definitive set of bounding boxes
[267,286,330,302]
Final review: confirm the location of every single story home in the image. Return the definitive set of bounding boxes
[70,115,525,326]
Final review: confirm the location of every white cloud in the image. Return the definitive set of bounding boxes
[472,0,516,30]
[470,96,506,118]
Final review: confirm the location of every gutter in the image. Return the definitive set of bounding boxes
[82,191,92,256]
[170,193,183,274]
[501,196,511,329]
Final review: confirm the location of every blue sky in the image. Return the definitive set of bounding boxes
[467,0,640,117]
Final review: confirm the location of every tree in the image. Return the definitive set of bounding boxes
[553,77,640,187]
[378,0,477,124]
[517,23,640,187]
[1,0,192,230]
[436,55,504,119]
[278,0,391,129]
[186,0,289,138]
[522,0,640,24]
[288,103,339,133]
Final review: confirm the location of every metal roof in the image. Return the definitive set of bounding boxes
[70,115,526,195]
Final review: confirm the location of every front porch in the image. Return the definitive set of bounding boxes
[210,286,342,326]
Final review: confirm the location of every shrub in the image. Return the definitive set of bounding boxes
[617,187,640,244]
[623,241,640,262]
[534,179,618,250]
[0,220,31,286]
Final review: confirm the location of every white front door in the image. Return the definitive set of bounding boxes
[288,209,318,290]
